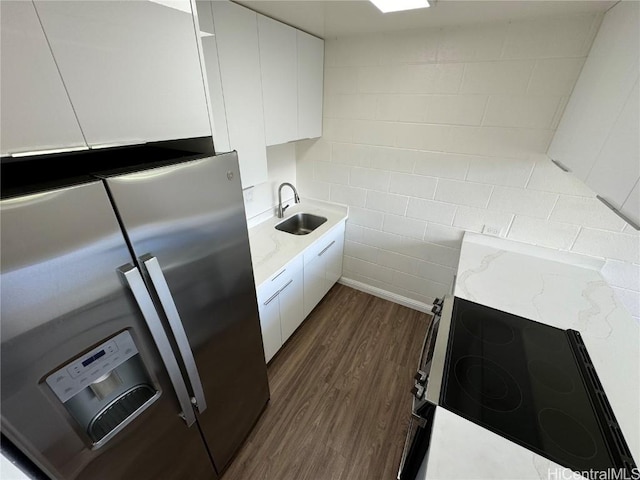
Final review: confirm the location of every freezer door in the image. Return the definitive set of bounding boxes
[104,152,270,472]
[0,181,217,480]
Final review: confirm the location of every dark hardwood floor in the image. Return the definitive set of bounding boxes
[222,284,432,480]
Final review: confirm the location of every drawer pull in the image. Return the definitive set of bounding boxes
[318,240,336,257]
[263,290,280,306]
[271,269,286,281]
[263,278,294,306]
[278,279,294,294]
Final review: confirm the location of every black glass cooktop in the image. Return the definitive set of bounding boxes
[440,297,636,475]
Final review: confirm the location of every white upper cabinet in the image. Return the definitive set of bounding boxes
[297,30,324,140]
[0,1,87,156]
[585,79,640,210]
[194,1,324,185]
[621,180,640,227]
[33,0,211,147]
[196,1,231,152]
[258,15,299,146]
[548,1,639,225]
[211,0,268,187]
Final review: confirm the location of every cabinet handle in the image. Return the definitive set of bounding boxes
[278,279,294,294]
[271,269,286,281]
[318,240,336,257]
[263,290,280,306]
[264,278,294,306]
[597,195,640,231]
[550,158,571,173]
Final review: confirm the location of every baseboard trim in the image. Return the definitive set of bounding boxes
[338,277,433,314]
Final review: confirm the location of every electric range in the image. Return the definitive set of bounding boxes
[398,296,637,480]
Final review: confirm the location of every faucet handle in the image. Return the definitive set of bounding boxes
[282,204,290,214]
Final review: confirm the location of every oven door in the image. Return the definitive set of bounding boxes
[397,295,454,480]
[397,403,436,480]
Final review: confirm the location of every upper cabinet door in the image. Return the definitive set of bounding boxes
[196,1,231,153]
[0,1,87,156]
[33,0,211,147]
[621,180,640,227]
[585,79,640,210]
[258,15,298,146]
[211,1,268,187]
[297,30,324,140]
[547,1,639,227]
[548,1,639,181]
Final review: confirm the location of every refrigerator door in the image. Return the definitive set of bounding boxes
[0,181,217,480]
[104,152,270,472]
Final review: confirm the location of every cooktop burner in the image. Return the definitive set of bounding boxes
[454,356,522,412]
[440,297,636,475]
[460,309,515,345]
[538,408,598,459]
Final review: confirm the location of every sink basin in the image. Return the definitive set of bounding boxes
[275,213,327,235]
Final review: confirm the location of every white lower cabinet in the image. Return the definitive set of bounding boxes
[279,268,305,344]
[303,222,346,318]
[256,220,346,363]
[256,256,303,362]
[257,285,282,363]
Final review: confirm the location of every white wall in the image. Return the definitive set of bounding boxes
[296,13,640,322]
[244,143,297,224]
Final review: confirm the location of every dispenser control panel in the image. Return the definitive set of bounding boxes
[46,331,138,403]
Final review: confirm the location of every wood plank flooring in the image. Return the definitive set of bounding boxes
[222,284,432,480]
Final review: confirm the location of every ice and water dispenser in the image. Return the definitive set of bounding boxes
[46,331,160,448]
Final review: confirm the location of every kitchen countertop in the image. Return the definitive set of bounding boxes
[248,199,348,287]
[422,232,639,479]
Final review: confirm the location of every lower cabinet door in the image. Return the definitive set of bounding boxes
[279,267,304,343]
[303,253,326,318]
[325,223,345,290]
[257,290,281,363]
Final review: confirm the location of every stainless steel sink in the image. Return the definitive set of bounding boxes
[275,213,327,235]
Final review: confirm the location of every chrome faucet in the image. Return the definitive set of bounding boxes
[277,182,300,218]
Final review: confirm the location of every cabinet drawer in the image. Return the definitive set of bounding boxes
[303,223,344,266]
[257,254,303,304]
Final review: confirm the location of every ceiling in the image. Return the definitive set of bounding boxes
[234,0,615,38]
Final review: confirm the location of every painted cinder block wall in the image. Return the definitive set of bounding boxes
[295,12,640,322]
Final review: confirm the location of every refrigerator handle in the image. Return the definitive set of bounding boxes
[140,254,207,415]
[117,264,197,427]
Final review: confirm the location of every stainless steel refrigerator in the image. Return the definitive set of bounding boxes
[1,152,270,479]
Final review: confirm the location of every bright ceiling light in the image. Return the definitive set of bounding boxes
[369,0,430,13]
